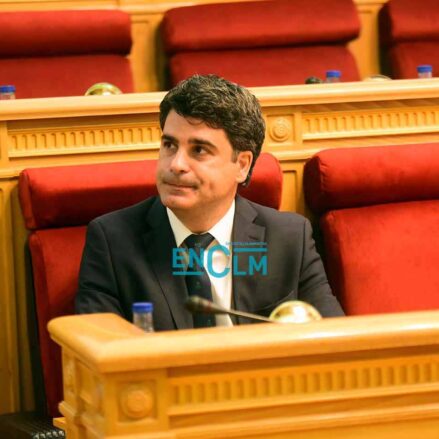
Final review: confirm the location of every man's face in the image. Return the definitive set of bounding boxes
[156,110,252,218]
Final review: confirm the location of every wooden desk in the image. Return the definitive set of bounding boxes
[49,311,439,438]
[1,79,439,414]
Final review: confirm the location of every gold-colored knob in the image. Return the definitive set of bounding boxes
[269,300,322,323]
[363,74,392,82]
[85,82,122,96]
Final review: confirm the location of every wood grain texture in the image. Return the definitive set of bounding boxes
[49,311,439,438]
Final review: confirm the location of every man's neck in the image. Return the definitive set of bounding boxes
[170,200,235,234]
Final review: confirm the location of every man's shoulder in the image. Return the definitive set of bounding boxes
[90,196,159,228]
[239,196,307,228]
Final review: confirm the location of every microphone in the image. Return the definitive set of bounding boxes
[185,296,273,323]
[305,76,323,84]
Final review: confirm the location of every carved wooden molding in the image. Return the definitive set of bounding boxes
[169,355,439,414]
[303,107,439,140]
[266,116,294,145]
[120,384,155,420]
[8,124,161,157]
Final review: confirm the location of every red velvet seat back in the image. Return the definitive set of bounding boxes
[0,11,133,98]
[304,143,439,315]
[380,0,439,78]
[161,0,360,87]
[17,153,282,417]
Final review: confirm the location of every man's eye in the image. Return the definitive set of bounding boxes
[194,145,207,155]
[162,140,174,149]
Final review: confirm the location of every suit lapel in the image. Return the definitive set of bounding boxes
[142,199,193,329]
[232,196,266,324]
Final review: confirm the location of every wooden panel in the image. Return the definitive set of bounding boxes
[279,167,298,213]
[349,0,388,79]
[48,311,439,438]
[7,116,161,158]
[0,182,19,412]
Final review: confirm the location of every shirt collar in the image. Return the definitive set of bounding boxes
[167,200,235,249]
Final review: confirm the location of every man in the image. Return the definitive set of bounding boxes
[76,74,344,330]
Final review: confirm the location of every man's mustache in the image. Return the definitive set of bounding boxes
[162,176,199,187]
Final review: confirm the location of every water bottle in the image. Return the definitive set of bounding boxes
[132,302,154,332]
[417,65,433,78]
[0,85,16,100]
[325,70,341,83]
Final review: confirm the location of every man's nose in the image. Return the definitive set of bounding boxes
[169,149,190,173]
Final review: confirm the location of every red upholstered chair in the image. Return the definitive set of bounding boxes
[161,0,361,87]
[379,0,439,78]
[0,10,133,98]
[4,153,281,437]
[303,143,439,316]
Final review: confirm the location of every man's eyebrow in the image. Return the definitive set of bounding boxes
[188,137,218,150]
[161,134,177,143]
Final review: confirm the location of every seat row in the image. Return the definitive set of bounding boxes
[1,0,439,98]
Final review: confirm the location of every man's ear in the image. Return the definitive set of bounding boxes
[236,151,253,184]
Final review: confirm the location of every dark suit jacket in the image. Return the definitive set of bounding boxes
[75,195,344,330]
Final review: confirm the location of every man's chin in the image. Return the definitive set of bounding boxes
[159,194,194,211]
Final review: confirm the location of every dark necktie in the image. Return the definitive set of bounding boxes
[184,233,215,328]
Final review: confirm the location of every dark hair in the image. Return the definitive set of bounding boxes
[159,75,265,186]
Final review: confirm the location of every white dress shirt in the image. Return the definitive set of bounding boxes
[167,202,235,327]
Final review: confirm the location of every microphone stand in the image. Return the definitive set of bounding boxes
[185,296,273,323]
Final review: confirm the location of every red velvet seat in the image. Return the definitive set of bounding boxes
[303,143,439,315]
[161,0,361,87]
[0,10,133,98]
[17,153,282,420]
[379,0,439,78]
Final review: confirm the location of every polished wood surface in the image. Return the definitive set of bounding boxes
[0,0,388,92]
[49,311,439,438]
[1,79,439,413]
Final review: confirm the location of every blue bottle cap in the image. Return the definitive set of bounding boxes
[417,65,432,73]
[0,85,15,93]
[326,70,341,78]
[132,302,153,313]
